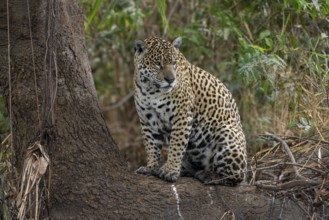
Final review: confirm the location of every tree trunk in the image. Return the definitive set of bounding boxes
[0,0,312,219]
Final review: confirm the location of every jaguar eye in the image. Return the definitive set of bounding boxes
[155,62,163,69]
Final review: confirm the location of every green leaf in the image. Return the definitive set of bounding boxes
[265,38,273,49]
[288,35,299,48]
[259,30,271,39]
[251,44,267,52]
[260,81,268,94]
[98,0,118,29]
[155,0,167,32]
[85,0,103,31]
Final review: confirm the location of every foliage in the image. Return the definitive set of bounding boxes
[79,0,329,160]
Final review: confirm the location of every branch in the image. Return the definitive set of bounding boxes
[255,179,326,192]
[102,90,134,112]
[263,133,303,179]
[254,162,325,174]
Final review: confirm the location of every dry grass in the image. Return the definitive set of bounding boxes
[16,141,49,220]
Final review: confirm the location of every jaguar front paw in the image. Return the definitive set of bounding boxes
[155,164,180,182]
[135,166,157,176]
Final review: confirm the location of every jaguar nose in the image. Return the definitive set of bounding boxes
[164,75,175,84]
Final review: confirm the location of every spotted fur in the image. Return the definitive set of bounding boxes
[134,36,247,185]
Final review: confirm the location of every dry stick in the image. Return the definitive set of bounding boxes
[255,162,325,174]
[1,133,11,146]
[302,141,323,171]
[255,179,325,192]
[311,174,328,220]
[102,90,135,112]
[265,134,305,179]
[258,145,277,160]
[291,140,309,148]
[259,133,329,145]
[0,133,12,155]
[285,136,329,145]
[313,174,328,205]
[313,119,325,142]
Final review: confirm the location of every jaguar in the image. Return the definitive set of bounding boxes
[134,36,247,185]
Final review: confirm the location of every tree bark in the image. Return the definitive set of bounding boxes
[0,0,312,219]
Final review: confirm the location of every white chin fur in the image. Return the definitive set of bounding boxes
[161,86,173,93]
[162,81,176,92]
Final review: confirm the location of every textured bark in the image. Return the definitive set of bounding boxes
[0,0,310,219]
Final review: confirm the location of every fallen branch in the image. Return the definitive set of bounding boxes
[255,179,326,192]
[259,133,305,180]
[285,136,329,145]
[257,134,329,145]
[254,162,326,174]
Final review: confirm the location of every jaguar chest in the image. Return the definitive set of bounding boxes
[136,93,174,136]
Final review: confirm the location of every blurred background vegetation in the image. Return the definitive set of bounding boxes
[1,0,328,170]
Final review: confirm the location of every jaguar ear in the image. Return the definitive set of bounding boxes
[135,40,145,55]
[173,36,182,49]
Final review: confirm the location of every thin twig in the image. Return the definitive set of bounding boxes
[0,133,12,155]
[1,133,11,146]
[313,174,328,206]
[291,140,309,148]
[285,136,329,145]
[102,90,134,112]
[254,162,325,174]
[255,179,325,192]
[261,133,304,179]
[258,134,329,145]
[257,143,281,161]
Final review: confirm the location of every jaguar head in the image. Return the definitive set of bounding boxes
[134,36,182,93]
